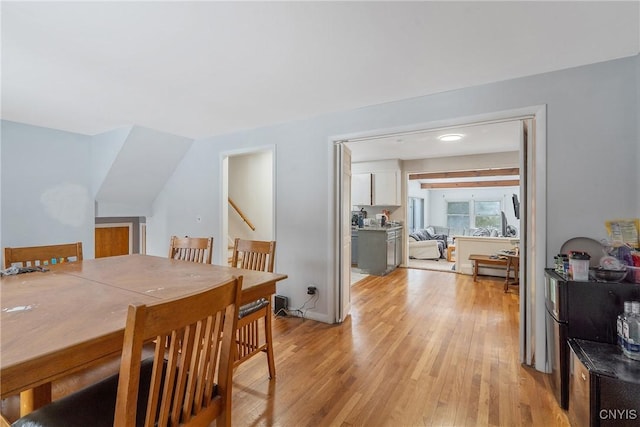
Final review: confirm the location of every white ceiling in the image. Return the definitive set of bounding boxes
[345,120,523,162]
[2,2,639,156]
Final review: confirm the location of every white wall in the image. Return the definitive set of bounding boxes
[94,126,193,218]
[90,127,131,198]
[1,55,638,323]
[1,121,95,262]
[149,120,336,321]
[228,150,273,242]
[144,139,220,258]
[148,56,638,323]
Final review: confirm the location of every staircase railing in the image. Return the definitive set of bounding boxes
[228,197,256,231]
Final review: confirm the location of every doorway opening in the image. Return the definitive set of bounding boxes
[94,216,145,258]
[406,165,521,274]
[220,147,276,266]
[334,106,547,369]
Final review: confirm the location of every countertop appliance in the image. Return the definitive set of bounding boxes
[351,211,362,227]
[544,269,640,409]
[568,338,640,426]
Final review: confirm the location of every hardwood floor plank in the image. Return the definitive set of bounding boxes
[3,268,568,426]
[232,267,569,426]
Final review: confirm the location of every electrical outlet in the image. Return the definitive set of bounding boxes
[307,286,317,295]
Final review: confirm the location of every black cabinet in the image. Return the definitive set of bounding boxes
[568,339,640,426]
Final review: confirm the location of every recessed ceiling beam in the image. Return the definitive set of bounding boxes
[420,179,520,189]
[420,179,520,190]
[409,168,519,180]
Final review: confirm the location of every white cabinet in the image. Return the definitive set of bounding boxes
[351,171,400,206]
[351,173,372,206]
[372,171,400,206]
[351,164,401,207]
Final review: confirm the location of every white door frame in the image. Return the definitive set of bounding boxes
[332,105,547,369]
[334,143,352,322]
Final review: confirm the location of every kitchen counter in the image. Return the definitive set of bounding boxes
[352,225,403,232]
[355,225,403,275]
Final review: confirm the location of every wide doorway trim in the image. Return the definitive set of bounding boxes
[331,105,547,371]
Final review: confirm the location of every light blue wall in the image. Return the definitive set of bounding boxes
[637,55,640,214]
[90,126,131,197]
[1,121,95,261]
[1,56,638,321]
[150,56,639,322]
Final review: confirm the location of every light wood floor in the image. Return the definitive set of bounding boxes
[3,268,570,426]
[232,268,570,426]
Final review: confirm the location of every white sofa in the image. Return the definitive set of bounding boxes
[408,226,448,259]
[408,239,441,259]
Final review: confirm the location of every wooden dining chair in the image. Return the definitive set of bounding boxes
[168,236,213,264]
[230,238,277,378]
[11,276,243,427]
[4,242,83,269]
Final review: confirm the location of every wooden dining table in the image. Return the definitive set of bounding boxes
[0,254,287,415]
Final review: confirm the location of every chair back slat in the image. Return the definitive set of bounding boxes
[230,238,278,378]
[168,236,213,264]
[230,239,276,273]
[114,276,242,427]
[4,242,83,268]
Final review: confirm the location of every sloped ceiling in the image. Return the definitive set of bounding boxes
[94,126,192,216]
[2,1,638,139]
[1,1,638,211]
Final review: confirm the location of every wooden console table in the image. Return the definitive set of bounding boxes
[502,253,520,293]
[468,253,519,293]
[469,254,507,282]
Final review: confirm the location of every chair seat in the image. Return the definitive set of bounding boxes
[13,358,160,427]
[238,298,269,318]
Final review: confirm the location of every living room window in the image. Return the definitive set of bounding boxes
[447,201,470,236]
[474,200,502,228]
[446,199,502,235]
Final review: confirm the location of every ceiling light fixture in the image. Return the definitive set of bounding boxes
[438,133,464,142]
